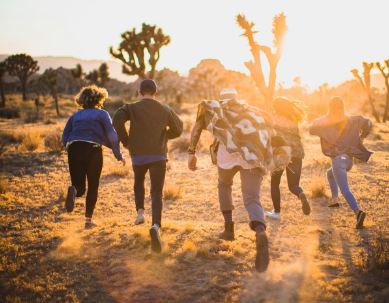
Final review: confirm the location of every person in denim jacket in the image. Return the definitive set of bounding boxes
[62,85,125,229]
[310,97,372,229]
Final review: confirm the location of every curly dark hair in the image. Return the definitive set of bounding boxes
[272,96,305,123]
[75,85,108,109]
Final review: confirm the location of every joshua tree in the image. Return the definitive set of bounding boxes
[351,62,380,122]
[98,63,109,87]
[71,64,84,79]
[376,60,389,122]
[110,23,171,79]
[40,68,60,116]
[0,61,6,107]
[85,70,99,85]
[5,54,39,101]
[237,13,287,109]
[85,63,110,87]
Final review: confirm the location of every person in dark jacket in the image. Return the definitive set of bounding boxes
[113,79,183,253]
[62,85,125,229]
[266,97,311,220]
[309,96,372,229]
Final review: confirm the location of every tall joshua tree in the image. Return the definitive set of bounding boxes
[351,62,380,122]
[5,54,39,101]
[376,60,389,122]
[98,63,109,87]
[110,23,171,79]
[0,61,6,107]
[236,13,287,109]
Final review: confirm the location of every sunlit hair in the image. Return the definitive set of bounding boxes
[328,96,346,120]
[75,85,108,109]
[272,97,305,123]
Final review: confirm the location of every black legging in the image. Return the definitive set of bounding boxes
[271,157,303,213]
[67,141,103,218]
[133,160,166,227]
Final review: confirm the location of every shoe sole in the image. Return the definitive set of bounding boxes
[255,232,269,272]
[300,194,311,215]
[149,228,162,253]
[356,212,366,229]
[135,218,145,225]
[65,186,76,213]
[85,223,97,229]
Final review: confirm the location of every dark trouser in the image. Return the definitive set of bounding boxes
[133,160,166,227]
[68,141,103,218]
[271,157,303,213]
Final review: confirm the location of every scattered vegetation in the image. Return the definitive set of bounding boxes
[0,178,8,194]
[310,176,328,198]
[44,129,64,153]
[360,232,389,272]
[105,165,131,178]
[163,184,181,201]
[0,107,20,119]
[20,132,41,152]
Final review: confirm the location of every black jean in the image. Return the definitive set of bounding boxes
[133,160,166,227]
[67,141,103,218]
[271,157,303,213]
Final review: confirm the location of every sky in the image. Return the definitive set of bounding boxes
[0,0,388,88]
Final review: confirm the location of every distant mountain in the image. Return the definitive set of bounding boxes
[0,54,133,83]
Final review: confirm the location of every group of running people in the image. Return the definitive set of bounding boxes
[62,79,372,272]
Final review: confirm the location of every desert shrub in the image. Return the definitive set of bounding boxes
[163,184,181,201]
[0,179,8,194]
[0,131,21,156]
[361,232,389,271]
[106,165,130,178]
[20,132,41,152]
[169,136,190,153]
[0,107,20,119]
[23,111,40,123]
[44,130,64,153]
[310,176,328,198]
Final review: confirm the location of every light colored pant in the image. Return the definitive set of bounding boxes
[217,166,266,226]
[327,154,359,211]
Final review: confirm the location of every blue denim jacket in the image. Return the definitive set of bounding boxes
[62,109,123,160]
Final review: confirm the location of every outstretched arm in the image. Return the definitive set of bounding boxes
[101,110,123,161]
[113,105,131,148]
[62,115,73,147]
[166,107,183,139]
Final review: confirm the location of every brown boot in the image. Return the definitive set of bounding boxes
[219,222,235,241]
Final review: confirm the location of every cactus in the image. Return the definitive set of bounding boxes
[110,23,170,79]
[351,62,380,122]
[376,60,389,122]
[4,54,39,101]
[236,13,287,109]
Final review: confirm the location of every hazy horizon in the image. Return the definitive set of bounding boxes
[1,0,388,88]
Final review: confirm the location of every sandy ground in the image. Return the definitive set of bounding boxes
[0,114,388,303]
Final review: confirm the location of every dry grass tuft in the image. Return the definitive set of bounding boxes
[106,165,131,178]
[0,178,8,194]
[360,232,389,271]
[20,132,41,152]
[44,129,64,153]
[163,184,182,201]
[310,176,328,198]
[169,136,190,153]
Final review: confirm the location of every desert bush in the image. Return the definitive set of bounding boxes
[0,131,21,156]
[0,179,8,194]
[44,130,64,153]
[20,132,41,152]
[0,107,20,119]
[23,111,40,123]
[163,184,181,201]
[310,176,328,198]
[169,136,190,153]
[361,232,389,271]
[106,165,130,178]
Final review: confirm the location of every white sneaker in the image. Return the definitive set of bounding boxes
[266,210,281,220]
[134,213,145,225]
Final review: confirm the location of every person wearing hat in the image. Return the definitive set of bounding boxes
[187,88,272,272]
[113,79,183,253]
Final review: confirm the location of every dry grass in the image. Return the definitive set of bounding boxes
[19,132,41,152]
[0,178,8,194]
[0,98,388,303]
[44,129,64,153]
[310,176,328,198]
[163,184,182,201]
[105,165,131,177]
